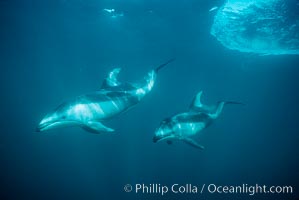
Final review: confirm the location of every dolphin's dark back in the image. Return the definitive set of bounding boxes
[178,112,213,126]
[81,91,139,106]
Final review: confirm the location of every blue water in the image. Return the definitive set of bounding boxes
[1,0,299,199]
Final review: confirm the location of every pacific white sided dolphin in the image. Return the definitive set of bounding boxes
[37,59,175,133]
[153,91,243,149]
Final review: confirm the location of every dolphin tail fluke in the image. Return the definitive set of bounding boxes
[210,101,245,119]
[101,68,122,89]
[190,91,244,118]
[82,121,115,134]
[154,58,175,73]
[182,138,205,150]
[189,91,204,110]
[189,91,215,113]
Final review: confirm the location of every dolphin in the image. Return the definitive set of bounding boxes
[37,59,175,133]
[153,91,243,149]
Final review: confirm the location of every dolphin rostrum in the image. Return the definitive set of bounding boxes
[37,59,175,133]
[153,91,243,149]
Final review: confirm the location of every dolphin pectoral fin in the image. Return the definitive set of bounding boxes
[182,138,205,150]
[82,121,115,134]
[101,68,121,88]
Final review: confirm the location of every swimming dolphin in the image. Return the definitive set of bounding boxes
[37,59,175,133]
[153,91,243,149]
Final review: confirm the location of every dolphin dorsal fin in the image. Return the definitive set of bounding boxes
[189,91,204,110]
[189,91,215,113]
[101,68,121,88]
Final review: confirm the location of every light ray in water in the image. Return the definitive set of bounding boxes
[211,0,299,55]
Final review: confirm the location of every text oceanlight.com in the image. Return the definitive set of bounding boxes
[124,183,293,196]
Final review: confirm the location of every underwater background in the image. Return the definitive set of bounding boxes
[1,0,299,199]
